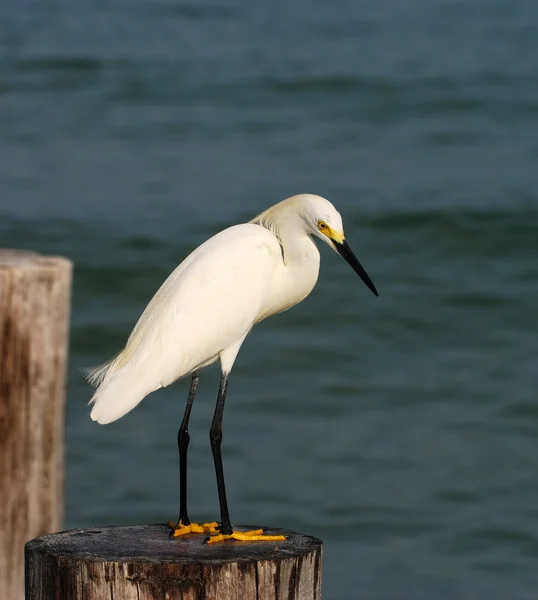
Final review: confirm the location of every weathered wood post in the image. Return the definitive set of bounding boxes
[0,249,72,600]
[25,524,322,599]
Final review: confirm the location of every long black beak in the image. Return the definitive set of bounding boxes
[334,240,379,297]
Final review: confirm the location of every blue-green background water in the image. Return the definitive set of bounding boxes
[2,0,538,597]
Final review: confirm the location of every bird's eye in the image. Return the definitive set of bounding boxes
[318,221,328,230]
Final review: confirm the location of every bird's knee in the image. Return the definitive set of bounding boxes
[209,426,222,447]
[178,429,190,451]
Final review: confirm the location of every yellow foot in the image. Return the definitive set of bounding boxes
[167,520,219,537]
[205,528,286,544]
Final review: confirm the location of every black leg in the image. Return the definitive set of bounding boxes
[210,372,233,536]
[177,372,199,526]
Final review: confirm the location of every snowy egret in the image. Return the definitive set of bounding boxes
[85,193,378,543]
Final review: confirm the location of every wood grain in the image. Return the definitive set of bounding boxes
[0,249,72,600]
[25,524,323,599]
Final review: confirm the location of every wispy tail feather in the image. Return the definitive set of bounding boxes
[81,351,123,388]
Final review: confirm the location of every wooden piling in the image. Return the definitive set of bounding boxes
[0,249,72,600]
[25,524,323,599]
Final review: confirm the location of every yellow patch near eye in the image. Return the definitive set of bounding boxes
[318,220,344,243]
[330,229,345,243]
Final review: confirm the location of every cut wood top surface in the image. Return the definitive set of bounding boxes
[0,249,71,268]
[26,524,322,564]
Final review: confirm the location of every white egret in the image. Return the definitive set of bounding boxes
[85,194,378,543]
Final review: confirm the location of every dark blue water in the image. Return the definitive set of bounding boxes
[2,1,538,598]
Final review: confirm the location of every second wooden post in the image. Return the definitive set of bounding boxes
[0,249,72,600]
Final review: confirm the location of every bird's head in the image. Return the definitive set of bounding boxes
[302,194,379,297]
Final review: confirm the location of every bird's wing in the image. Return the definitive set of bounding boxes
[116,223,283,387]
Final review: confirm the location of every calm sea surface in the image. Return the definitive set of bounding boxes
[2,0,538,598]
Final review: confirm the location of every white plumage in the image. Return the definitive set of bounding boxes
[85,193,378,424]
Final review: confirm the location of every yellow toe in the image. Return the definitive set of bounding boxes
[189,521,219,534]
[171,523,192,537]
[205,528,286,544]
[231,531,286,542]
[169,520,220,537]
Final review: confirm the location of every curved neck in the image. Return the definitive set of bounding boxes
[253,216,321,320]
[278,222,320,268]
